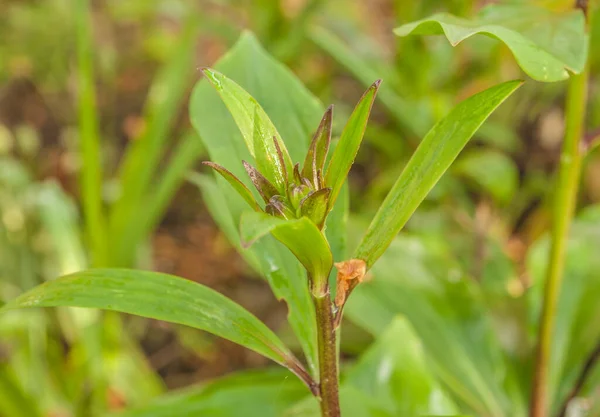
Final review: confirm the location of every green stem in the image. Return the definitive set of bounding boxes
[314,290,341,417]
[529,60,589,417]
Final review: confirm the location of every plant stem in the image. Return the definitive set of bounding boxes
[530,55,589,417]
[314,291,341,417]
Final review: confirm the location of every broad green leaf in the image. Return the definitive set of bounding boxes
[325,80,380,211]
[453,150,518,204]
[345,317,459,416]
[2,269,301,373]
[354,80,521,268]
[112,369,306,417]
[240,212,333,283]
[201,67,293,194]
[527,210,600,414]
[346,235,526,417]
[190,32,325,375]
[394,4,587,82]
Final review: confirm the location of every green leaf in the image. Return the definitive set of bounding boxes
[108,21,201,267]
[203,161,261,211]
[453,150,519,204]
[201,67,293,194]
[300,188,331,229]
[302,106,333,186]
[190,32,324,375]
[76,0,107,266]
[346,235,524,416]
[325,80,381,211]
[394,4,587,82]
[112,369,307,417]
[240,212,333,283]
[285,387,391,417]
[2,269,301,372]
[527,211,600,413]
[345,317,459,416]
[0,366,43,417]
[310,27,430,137]
[354,80,521,268]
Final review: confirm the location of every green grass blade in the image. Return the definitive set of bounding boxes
[108,22,200,266]
[111,131,205,266]
[310,27,430,137]
[2,269,304,375]
[355,80,522,268]
[76,0,107,266]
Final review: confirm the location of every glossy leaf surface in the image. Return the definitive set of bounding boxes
[2,269,298,370]
[355,80,521,268]
[201,67,293,194]
[395,4,587,82]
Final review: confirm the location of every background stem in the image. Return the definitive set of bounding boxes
[314,292,341,417]
[529,53,589,417]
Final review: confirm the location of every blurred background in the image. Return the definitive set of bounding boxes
[1,0,600,416]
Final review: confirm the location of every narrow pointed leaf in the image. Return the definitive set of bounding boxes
[2,269,299,371]
[302,106,333,186]
[394,4,587,82]
[325,80,380,211]
[355,80,522,268]
[202,68,293,193]
[300,188,331,229]
[203,161,261,211]
[243,161,280,203]
[240,212,333,281]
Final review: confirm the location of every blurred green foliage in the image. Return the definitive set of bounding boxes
[1,0,600,416]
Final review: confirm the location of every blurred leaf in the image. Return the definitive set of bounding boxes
[76,0,107,266]
[240,212,333,283]
[395,4,587,82]
[527,209,600,413]
[453,150,519,204]
[109,21,200,267]
[2,269,302,373]
[0,366,42,417]
[325,80,380,212]
[345,317,459,416]
[284,386,391,417]
[346,235,526,417]
[310,27,430,137]
[354,80,521,268]
[112,369,306,417]
[190,32,326,375]
[201,67,293,194]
